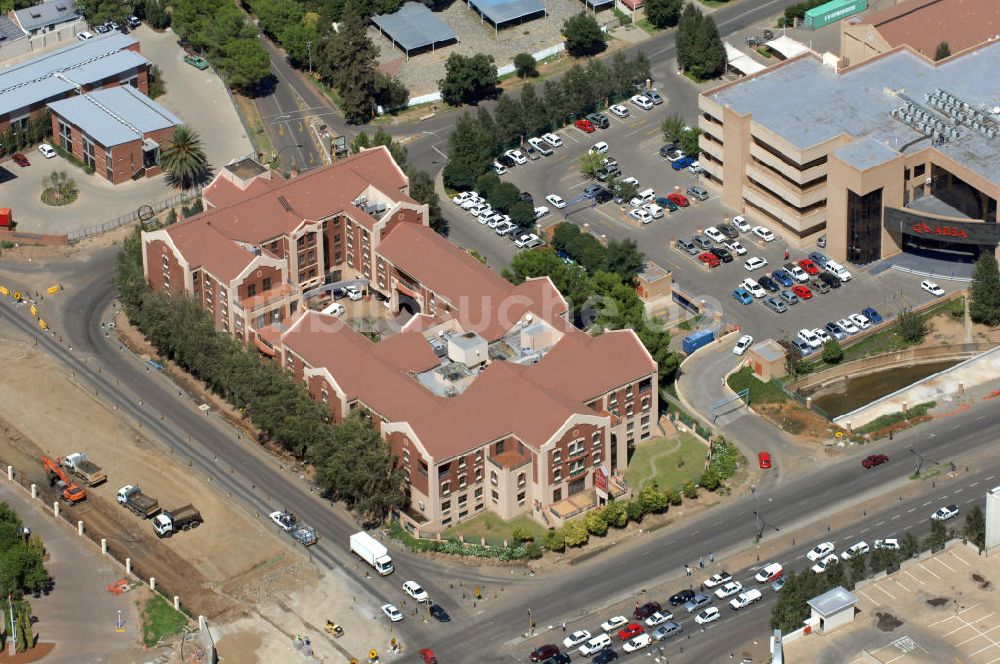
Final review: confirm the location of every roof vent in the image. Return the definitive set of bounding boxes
[277,196,293,212]
[29,10,41,17]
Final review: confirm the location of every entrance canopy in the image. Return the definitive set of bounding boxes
[724,42,766,76]
[766,35,810,60]
[372,3,457,57]
[468,0,545,27]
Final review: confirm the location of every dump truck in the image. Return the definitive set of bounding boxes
[41,457,86,503]
[349,531,393,575]
[152,505,203,538]
[116,485,160,518]
[60,452,107,487]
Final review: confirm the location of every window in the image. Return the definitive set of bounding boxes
[642,398,651,411]
[81,134,96,170]
[58,120,72,152]
[641,415,650,428]
[297,236,305,248]
[626,405,634,417]
[568,440,585,457]
[569,460,585,476]
[846,188,883,265]
[592,432,601,446]
[593,452,601,466]
[247,284,257,298]
[491,490,499,503]
[105,146,113,181]
[490,470,498,486]
[442,517,451,527]
[262,276,272,291]
[914,164,926,178]
[320,390,328,405]
[459,456,467,469]
[441,481,451,496]
[402,449,409,464]
[553,467,562,482]
[495,440,505,454]
[474,487,483,499]
[517,491,526,505]
[639,377,652,392]
[475,467,482,482]
[441,499,451,512]
[517,472,526,487]
[459,476,467,489]
[459,510,468,519]
[552,450,562,464]
[458,493,467,505]
[475,450,483,463]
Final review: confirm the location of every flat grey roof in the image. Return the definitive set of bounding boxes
[833,137,899,171]
[707,41,1000,186]
[372,2,457,54]
[751,339,785,362]
[0,15,27,42]
[0,32,143,117]
[14,0,78,32]
[468,0,545,26]
[47,85,180,147]
[807,586,858,617]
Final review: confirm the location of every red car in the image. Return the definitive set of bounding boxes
[863,454,889,468]
[617,623,644,641]
[798,258,819,275]
[698,251,720,268]
[758,452,772,469]
[574,118,596,133]
[667,192,689,207]
[11,153,29,167]
[791,284,813,300]
[419,649,438,664]
[633,601,662,620]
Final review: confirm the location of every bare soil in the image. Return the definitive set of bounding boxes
[754,402,831,440]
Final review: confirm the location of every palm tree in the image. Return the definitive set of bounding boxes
[161,126,210,190]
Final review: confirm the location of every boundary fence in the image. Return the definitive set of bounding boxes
[67,189,202,243]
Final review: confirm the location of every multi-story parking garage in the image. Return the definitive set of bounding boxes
[697,39,1000,270]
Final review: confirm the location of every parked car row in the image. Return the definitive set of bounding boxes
[789,307,883,355]
[380,579,452,625]
[451,190,543,248]
[494,134,564,174]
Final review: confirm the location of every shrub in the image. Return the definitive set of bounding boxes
[639,486,668,514]
[708,438,740,480]
[513,52,538,78]
[682,481,699,499]
[543,529,566,552]
[584,511,609,536]
[822,339,844,364]
[511,526,533,542]
[700,467,721,491]
[625,500,645,523]
[665,489,682,506]
[602,501,629,528]
[895,307,929,343]
[563,519,590,547]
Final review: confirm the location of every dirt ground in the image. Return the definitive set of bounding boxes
[755,401,832,441]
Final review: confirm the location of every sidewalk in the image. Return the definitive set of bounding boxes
[0,480,143,662]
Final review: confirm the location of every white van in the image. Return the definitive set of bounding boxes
[579,633,612,656]
[729,588,762,610]
[628,188,655,208]
[322,302,345,316]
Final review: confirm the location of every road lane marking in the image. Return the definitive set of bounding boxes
[976,415,987,420]
[971,482,980,487]
[904,570,924,585]
[891,578,911,592]
[967,498,978,504]
[929,615,956,627]
[891,514,901,520]
[958,603,982,616]
[876,521,886,526]
[871,583,896,600]
[949,550,971,567]
[955,488,964,493]
[857,589,876,604]
[860,527,870,533]
[923,501,932,506]
[903,525,913,530]
[907,508,916,513]
[987,476,996,481]
[933,557,956,573]
[919,563,941,579]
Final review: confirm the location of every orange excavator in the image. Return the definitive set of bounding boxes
[41,456,86,503]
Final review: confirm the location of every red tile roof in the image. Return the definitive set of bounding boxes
[203,172,282,209]
[863,0,999,57]
[167,219,255,281]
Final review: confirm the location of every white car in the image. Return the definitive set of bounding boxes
[514,233,542,248]
[837,318,860,335]
[726,240,748,256]
[563,630,591,648]
[468,202,489,215]
[476,205,495,220]
[849,313,871,329]
[579,633,612,656]
[841,542,870,560]
[381,603,403,622]
[600,615,629,632]
[527,137,548,151]
[689,161,704,174]
[38,143,57,159]
[344,286,363,301]
[788,265,809,283]
[755,562,783,583]
[504,149,527,165]
[402,580,429,603]
[461,197,483,210]
[812,328,832,345]
[609,104,630,118]
[704,227,727,243]
[742,279,766,298]
[630,94,654,110]
[694,607,720,625]
[641,203,663,219]
[545,194,566,209]
[744,256,768,271]
[542,133,563,148]
[874,538,900,550]
[797,328,822,349]
[752,226,775,242]
[623,633,653,653]
[482,213,502,226]
[733,334,754,355]
[268,510,296,531]
[932,504,959,521]
[452,191,476,205]
[494,220,517,235]
[806,542,835,561]
[590,141,609,154]
[644,611,673,627]
[534,206,550,219]
[825,259,852,281]
[732,215,751,232]
[619,176,639,188]
[492,161,508,175]
[729,589,762,610]
[702,572,733,589]
[811,553,840,574]
[714,581,743,599]
[629,208,653,224]
[921,280,945,296]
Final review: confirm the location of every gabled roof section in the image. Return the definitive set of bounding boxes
[14,0,79,32]
[167,218,256,281]
[47,85,180,147]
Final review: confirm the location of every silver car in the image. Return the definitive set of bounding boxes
[687,185,709,201]
[682,594,712,613]
[652,621,682,640]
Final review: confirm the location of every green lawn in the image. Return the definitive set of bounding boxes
[443,512,547,547]
[625,433,707,492]
[140,594,188,647]
[727,366,788,404]
[635,19,659,35]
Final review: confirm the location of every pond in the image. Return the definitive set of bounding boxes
[809,360,960,419]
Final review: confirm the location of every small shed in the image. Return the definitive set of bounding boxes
[747,339,786,382]
[807,586,858,633]
[635,261,672,301]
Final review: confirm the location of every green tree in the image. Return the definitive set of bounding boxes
[935,41,951,60]
[895,307,929,342]
[661,114,686,143]
[625,500,645,522]
[639,485,668,513]
[519,83,547,137]
[964,504,986,550]
[821,339,844,364]
[542,79,570,127]
[513,52,538,78]
[679,127,702,158]
[675,3,701,72]
[161,126,211,190]
[900,532,920,559]
[406,169,447,235]
[475,171,502,198]
[509,200,536,226]
[688,14,726,79]
[970,253,1000,326]
[144,0,172,29]
[374,72,410,111]
[562,519,590,547]
[612,179,639,206]
[148,65,166,99]
[493,93,526,146]
[487,182,521,213]
[848,552,868,588]
[601,239,644,282]
[222,38,273,95]
[781,338,805,376]
[602,501,629,528]
[584,510,609,536]
[319,0,380,121]
[579,150,605,178]
[543,529,566,551]
[562,12,605,56]
[926,518,948,551]
[644,0,683,28]
[444,111,494,189]
[700,467,721,491]
[439,53,498,105]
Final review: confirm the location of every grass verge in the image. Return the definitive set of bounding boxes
[234,94,273,160]
[636,19,660,35]
[625,433,706,491]
[855,401,936,435]
[443,512,547,547]
[727,366,788,404]
[140,594,188,647]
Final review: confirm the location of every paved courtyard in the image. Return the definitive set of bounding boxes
[0,25,252,236]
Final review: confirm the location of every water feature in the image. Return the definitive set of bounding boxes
[809,360,960,419]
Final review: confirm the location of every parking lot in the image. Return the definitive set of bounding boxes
[491,97,959,345]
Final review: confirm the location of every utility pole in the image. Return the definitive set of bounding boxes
[7,594,15,655]
[307,41,313,75]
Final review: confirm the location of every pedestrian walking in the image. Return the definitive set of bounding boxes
[685,565,691,576]
[784,249,789,260]
[562,621,567,632]
[699,556,704,568]
[709,552,715,563]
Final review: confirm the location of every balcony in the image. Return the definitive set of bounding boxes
[749,143,827,186]
[746,163,827,209]
[237,283,299,315]
[487,449,532,470]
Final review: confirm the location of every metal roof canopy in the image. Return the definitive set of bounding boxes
[371,3,457,57]
[467,0,546,31]
[47,85,181,147]
[807,586,858,617]
[724,42,766,75]
[765,35,810,59]
[14,0,79,33]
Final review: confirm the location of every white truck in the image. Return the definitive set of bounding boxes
[729,588,762,610]
[61,452,107,487]
[349,531,393,575]
[152,504,203,538]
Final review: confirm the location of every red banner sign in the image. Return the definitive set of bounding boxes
[912,222,969,238]
[593,467,608,493]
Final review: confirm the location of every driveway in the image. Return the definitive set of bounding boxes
[0,25,252,236]
[0,479,140,661]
